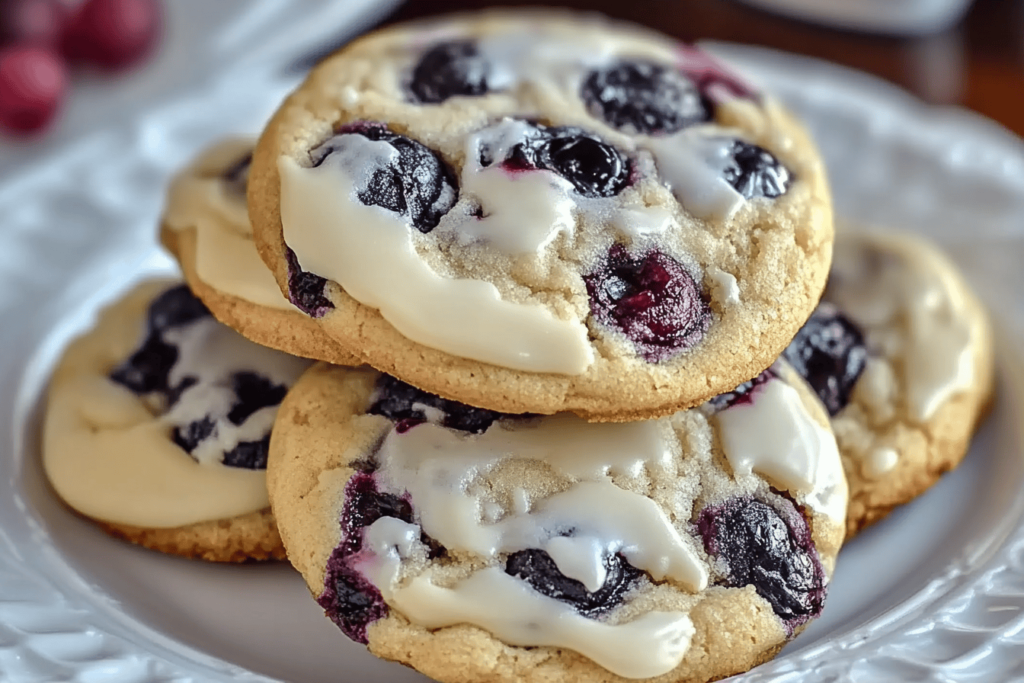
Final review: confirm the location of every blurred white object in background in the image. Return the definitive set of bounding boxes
[735,0,974,35]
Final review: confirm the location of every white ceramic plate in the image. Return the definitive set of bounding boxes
[1,9,1024,680]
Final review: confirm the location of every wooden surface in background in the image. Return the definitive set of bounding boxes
[386,0,1024,137]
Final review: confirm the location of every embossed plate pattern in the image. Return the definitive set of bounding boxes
[0,10,1023,681]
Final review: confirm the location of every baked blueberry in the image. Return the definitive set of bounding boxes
[221,435,271,470]
[585,245,710,362]
[319,473,415,643]
[147,283,211,332]
[536,132,630,198]
[697,497,826,629]
[783,303,868,416]
[310,125,458,234]
[110,285,210,395]
[368,374,505,434]
[706,368,775,412]
[227,372,288,425]
[501,125,630,198]
[409,40,489,104]
[581,60,710,135]
[285,248,334,318]
[109,334,178,395]
[505,548,643,618]
[722,141,791,200]
[172,416,216,455]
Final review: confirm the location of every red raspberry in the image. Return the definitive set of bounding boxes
[0,44,67,134]
[0,0,67,46]
[62,0,161,71]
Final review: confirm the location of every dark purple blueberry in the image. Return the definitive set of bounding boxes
[319,473,417,643]
[585,245,711,362]
[172,415,215,454]
[285,247,333,318]
[368,374,505,434]
[698,497,826,630]
[499,125,630,199]
[505,548,643,618]
[707,367,776,412]
[340,472,414,555]
[408,40,489,104]
[109,285,210,396]
[146,284,211,332]
[722,141,790,200]
[783,303,868,416]
[536,133,629,198]
[109,334,178,395]
[581,60,710,135]
[221,435,270,470]
[310,125,458,233]
[226,372,288,425]
[222,150,252,197]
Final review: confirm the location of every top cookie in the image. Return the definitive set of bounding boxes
[249,9,834,420]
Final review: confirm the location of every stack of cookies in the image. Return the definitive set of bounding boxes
[41,10,994,682]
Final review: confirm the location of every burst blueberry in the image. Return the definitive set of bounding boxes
[226,372,288,425]
[319,473,415,643]
[310,125,458,234]
[109,285,210,395]
[707,368,776,412]
[221,435,271,470]
[409,40,489,104]
[783,303,867,416]
[505,548,643,618]
[285,248,333,318]
[368,374,505,434]
[585,245,711,362]
[722,141,791,200]
[698,497,826,630]
[581,60,710,135]
[501,124,630,199]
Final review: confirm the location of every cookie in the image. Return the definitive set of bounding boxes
[248,9,834,420]
[783,229,994,537]
[160,138,359,366]
[43,280,312,561]
[268,361,847,683]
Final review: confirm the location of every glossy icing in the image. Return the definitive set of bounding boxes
[278,145,594,374]
[163,140,293,311]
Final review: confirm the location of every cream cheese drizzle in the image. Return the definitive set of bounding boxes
[278,143,594,374]
[828,232,976,423]
[713,376,846,523]
[163,143,293,311]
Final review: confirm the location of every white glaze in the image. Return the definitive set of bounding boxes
[159,316,310,465]
[373,419,706,590]
[390,568,694,680]
[278,146,594,374]
[713,377,846,523]
[828,233,976,423]
[709,268,741,306]
[163,143,293,311]
[863,448,899,480]
[644,133,745,221]
[43,287,309,528]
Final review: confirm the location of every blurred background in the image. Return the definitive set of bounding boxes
[386,0,1022,135]
[0,0,1020,153]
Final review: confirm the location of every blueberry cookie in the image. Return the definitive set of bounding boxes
[783,229,993,537]
[160,139,359,366]
[248,9,834,420]
[44,281,312,561]
[268,361,847,682]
